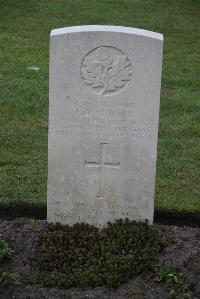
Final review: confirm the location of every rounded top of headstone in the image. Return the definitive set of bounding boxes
[50,25,163,41]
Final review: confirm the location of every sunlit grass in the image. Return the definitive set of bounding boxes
[0,0,199,213]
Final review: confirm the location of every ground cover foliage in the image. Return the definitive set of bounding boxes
[1,219,199,297]
[0,239,22,287]
[0,0,200,213]
[34,219,165,288]
[0,239,13,262]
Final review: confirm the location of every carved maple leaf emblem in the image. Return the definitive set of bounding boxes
[81,47,132,95]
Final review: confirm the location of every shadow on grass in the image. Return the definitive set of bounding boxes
[0,203,199,228]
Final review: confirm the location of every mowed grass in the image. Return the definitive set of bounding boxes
[0,0,199,213]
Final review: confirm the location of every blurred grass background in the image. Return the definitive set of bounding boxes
[0,0,199,213]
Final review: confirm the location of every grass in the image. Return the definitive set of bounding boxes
[0,0,199,214]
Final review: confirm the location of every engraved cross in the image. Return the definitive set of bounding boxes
[85,143,120,199]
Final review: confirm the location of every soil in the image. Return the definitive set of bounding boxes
[0,218,200,299]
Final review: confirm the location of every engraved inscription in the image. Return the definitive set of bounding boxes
[51,200,138,228]
[85,143,120,199]
[52,119,154,139]
[81,46,132,95]
[50,97,156,139]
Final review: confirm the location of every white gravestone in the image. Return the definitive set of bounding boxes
[47,25,163,227]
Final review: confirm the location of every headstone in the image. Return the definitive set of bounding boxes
[47,25,163,227]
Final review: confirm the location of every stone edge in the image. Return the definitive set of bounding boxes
[50,25,163,41]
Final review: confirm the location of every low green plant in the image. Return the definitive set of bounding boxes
[154,263,184,285]
[183,292,193,299]
[0,240,13,262]
[0,271,22,287]
[35,219,165,288]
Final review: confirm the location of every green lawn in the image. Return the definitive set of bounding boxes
[0,0,199,214]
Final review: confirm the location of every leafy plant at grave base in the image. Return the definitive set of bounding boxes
[0,271,22,287]
[154,263,184,285]
[154,263,185,298]
[0,240,14,262]
[34,219,166,288]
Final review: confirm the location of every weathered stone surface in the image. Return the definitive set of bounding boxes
[47,25,163,227]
